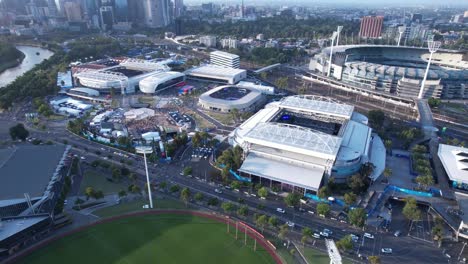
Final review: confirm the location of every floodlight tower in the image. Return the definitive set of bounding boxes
[418,40,441,99]
[327,31,338,77]
[397,26,406,46]
[136,146,154,209]
[336,26,343,46]
[325,239,342,264]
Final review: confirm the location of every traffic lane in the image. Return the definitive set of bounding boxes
[381,235,446,264]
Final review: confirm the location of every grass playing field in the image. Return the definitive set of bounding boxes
[17,213,277,264]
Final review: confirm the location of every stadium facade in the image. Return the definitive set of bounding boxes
[198,85,266,113]
[74,59,170,94]
[309,45,468,99]
[229,95,381,194]
[139,71,186,94]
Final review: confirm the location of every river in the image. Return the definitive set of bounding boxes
[0,45,54,88]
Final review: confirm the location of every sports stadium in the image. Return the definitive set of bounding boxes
[229,95,385,194]
[309,45,468,99]
[0,145,72,257]
[139,71,186,94]
[198,85,266,113]
[74,59,170,94]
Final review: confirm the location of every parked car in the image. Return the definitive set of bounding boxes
[313,233,321,239]
[286,221,295,227]
[320,231,330,237]
[364,233,374,239]
[323,229,333,235]
[214,189,222,194]
[276,208,285,214]
[350,234,359,242]
[394,230,401,237]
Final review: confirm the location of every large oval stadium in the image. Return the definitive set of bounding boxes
[198,85,266,113]
[310,45,468,99]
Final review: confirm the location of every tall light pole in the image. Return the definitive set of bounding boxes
[397,26,406,46]
[327,31,338,77]
[336,26,343,46]
[136,146,154,209]
[418,40,441,99]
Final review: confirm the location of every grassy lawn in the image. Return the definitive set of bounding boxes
[187,110,216,131]
[93,198,187,218]
[204,111,236,126]
[79,170,127,196]
[18,214,276,264]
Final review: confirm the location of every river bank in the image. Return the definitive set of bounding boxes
[0,44,25,74]
[0,45,54,88]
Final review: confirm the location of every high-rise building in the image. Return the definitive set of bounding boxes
[143,0,171,28]
[173,0,183,18]
[100,5,114,30]
[210,51,240,69]
[411,13,422,23]
[114,0,128,22]
[64,1,83,21]
[221,38,239,49]
[359,16,384,38]
[174,17,182,35]
[128,0,144,24]
[201,3,213,14]
[199,35,217,47]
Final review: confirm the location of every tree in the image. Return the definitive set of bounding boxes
[284,193,301,207]
[336,235,353,252]
[344,192,357,206]
[368,110,385,128]
[112,167,122,181]
[403,197,421,221]
[348,173,370,194]
[360,162,375,178]
[194,192,204,202]
[301,235,308,246]
[118,190,127,198]
[316,203,330,216]
[130,184,141,194]
[85,187,95,200]
[383,168,392,182]
[258,187,268,198]
[128,173,137,182]
[428,97,441,108]
[9,123,29,141]
[170,184,180,193]
[415,174,434,190]
[237,205,248,217]
[159,181,167,190]
[256,214,268,233]
[260,71,268,80]
[317,186,331,199]
[180,187,191,207]
[230,181,241,190]
[269,216,279,228]
[183,166,193,176]
[348,208,367,227]
[191,132,202,147]
[384,139,393,153]
[94,190,104,199]
[278,224,289,240]
[302,227,312,238]
[368,255,381,264]
[221,202,235,213]
[207,197,219,206]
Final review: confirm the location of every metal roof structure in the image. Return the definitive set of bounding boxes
[279,95,354,120]
[76,70,128,82]
[120,58,169,72]
[244,122,342,159]
[438,144,468,185]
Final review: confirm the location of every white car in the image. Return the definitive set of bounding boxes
[323,229,333,235]
[286,221,295,227]
[350,234,359,242]
[319,231,329,237]
[381,248,392,254]
[214,189,223,194]
[364,233,374,239]
[313,233,321,239]
[276,208,285,214]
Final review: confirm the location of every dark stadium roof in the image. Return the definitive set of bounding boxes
[209,86,252,100]
[0,145,67,200]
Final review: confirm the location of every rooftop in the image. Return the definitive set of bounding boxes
[187,65,246,78]
[244,122,342,159]
[210,51,240,60]
[0,145,67,200]
[0,215,50,242]
[278,95,354,120]
[438,144,468,184]
[239,153,325,191]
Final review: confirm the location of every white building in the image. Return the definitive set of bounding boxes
[221,38,239,49]
[237,81,275,95]
[198,85,265,113]
[49,97,93,117]
[185,65,246,84]
[139,71,185,94]
[199,35,217,47]
[229,95,379,193]
[210,51,240,69]
[438,144,468,188]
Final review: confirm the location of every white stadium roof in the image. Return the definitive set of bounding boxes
[239,153,325,191]
[120,58,170,72]
[438,144,468,184]
[187,65,246,79]
[244,122,342,159]
[76,70,128,82]
[69,87,100,97]
[279,95,354,119]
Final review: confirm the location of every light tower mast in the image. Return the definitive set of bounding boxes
[397,26,406,46]
[418,39,441,99]
[327,31,338,77]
